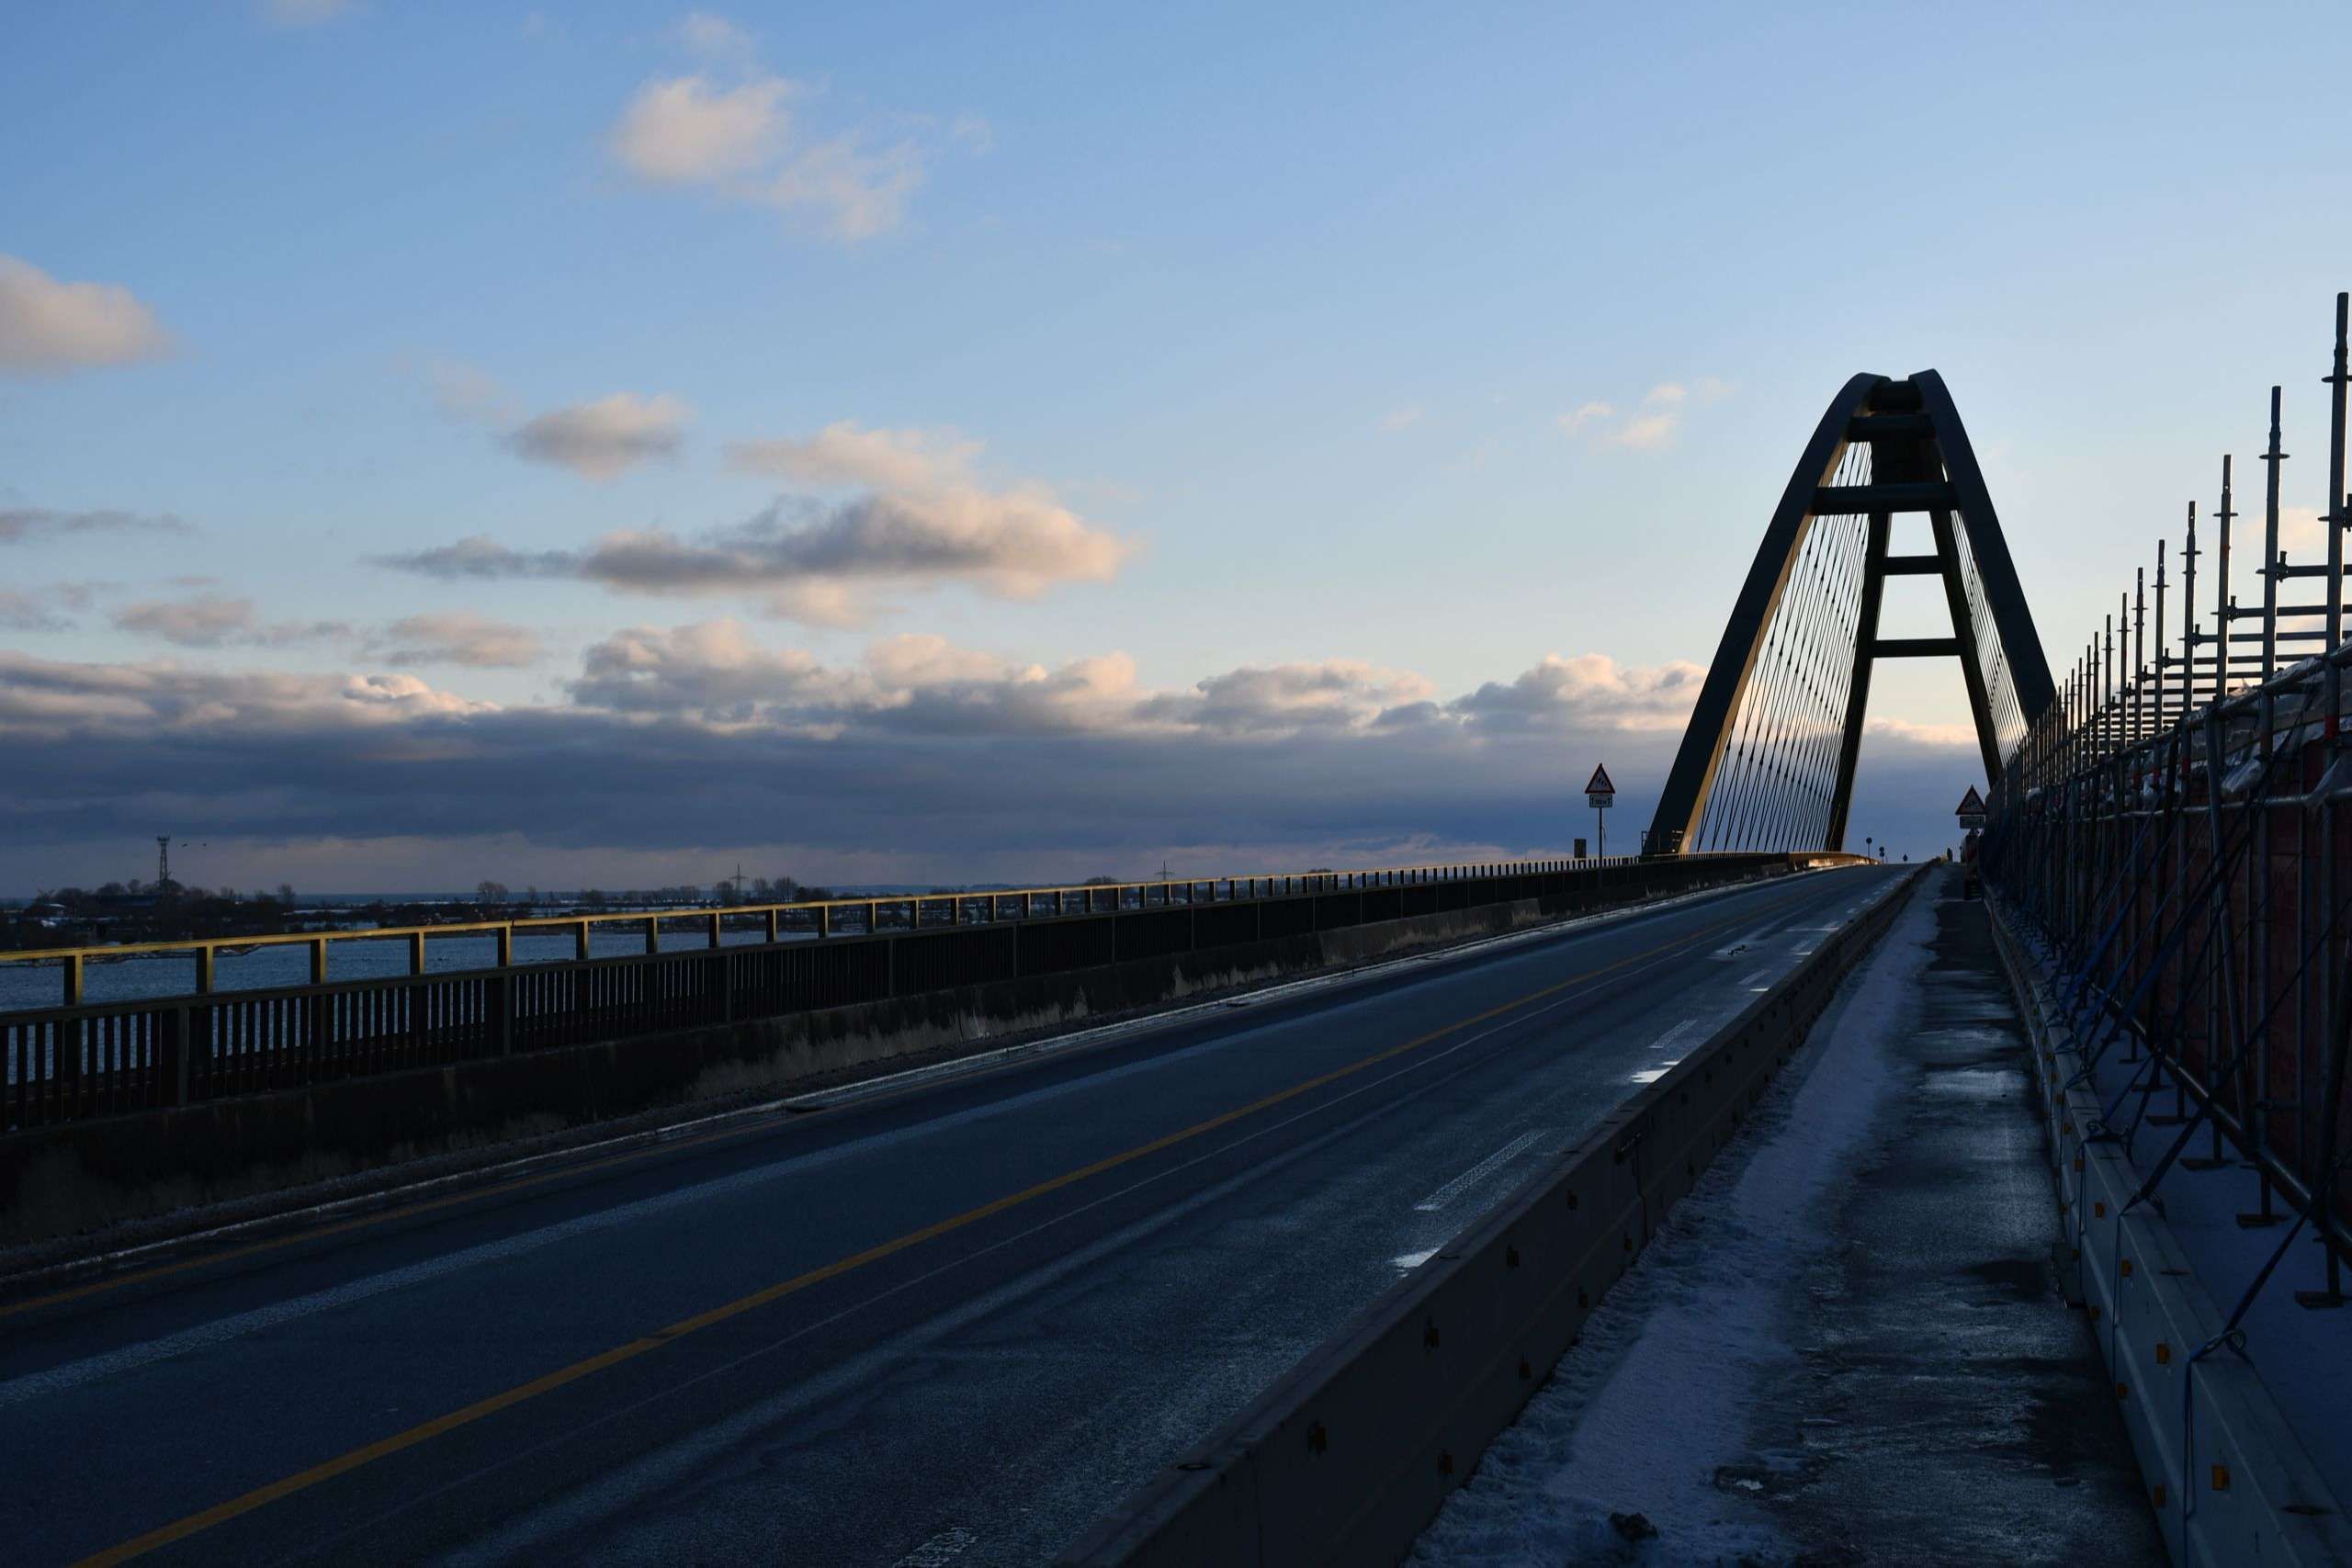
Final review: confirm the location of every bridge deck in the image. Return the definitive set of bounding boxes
[0,867,1897,1565]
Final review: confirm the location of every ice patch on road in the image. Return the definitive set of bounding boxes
[1415,1130,1550,1212]
[1410,883,1935,1566]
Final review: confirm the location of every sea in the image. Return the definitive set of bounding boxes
[0,885,1039,1015]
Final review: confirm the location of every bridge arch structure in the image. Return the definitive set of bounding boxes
[1645,371,2057,855]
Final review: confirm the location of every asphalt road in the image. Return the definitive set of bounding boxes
[0,863,1905,1567]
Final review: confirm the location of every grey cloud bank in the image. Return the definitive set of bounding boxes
[369,612,543,669]
[0,506,188,545]
[111,595,351,649]
[0,635,1973,886]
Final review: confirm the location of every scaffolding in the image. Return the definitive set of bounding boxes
[1981,290,2352,1305]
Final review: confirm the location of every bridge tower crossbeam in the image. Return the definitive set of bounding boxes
[1646,371,2057,856]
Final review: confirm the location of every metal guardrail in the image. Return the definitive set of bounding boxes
[2,852,1842,1134]
[4,853,1696,1007]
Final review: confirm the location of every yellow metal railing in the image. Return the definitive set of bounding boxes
[4,850,1841,1005]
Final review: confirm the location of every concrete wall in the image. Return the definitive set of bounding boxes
[0,886,1645,1246]
[1985,897,2352,1567]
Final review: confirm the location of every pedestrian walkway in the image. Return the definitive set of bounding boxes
[1412,867,2163,1565]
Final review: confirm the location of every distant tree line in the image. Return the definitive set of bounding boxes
[34,879,298,908]
[461,876,838,914]
[11,881,303,950]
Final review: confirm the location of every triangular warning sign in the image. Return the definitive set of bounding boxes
[1955,785,1985,816]
[1585,764,1616,795]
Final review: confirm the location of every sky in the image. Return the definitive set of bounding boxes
[6,1,2352,893]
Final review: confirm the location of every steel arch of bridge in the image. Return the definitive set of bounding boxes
[1645,371,2056,856]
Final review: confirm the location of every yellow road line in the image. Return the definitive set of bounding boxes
[4,883,1766,1324]
[74,904,1763,1565]
[0,1115,790,1322]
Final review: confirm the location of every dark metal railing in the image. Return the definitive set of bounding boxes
[4,852,1840,1133]
[1979,288,2352,1298]
[4,854,1680,1010]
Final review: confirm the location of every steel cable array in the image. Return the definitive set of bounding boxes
[1951,513,2030,759]
[1692,443,1872,851]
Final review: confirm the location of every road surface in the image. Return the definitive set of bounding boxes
[0,863,1905,1566]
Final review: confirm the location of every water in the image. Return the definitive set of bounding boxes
[0,924,822,1015]
[1,880,1305,1015]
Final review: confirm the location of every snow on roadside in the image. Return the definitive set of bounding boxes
[1410,881,1936,1566]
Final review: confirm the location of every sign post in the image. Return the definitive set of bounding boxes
[1956,784,1987,896]
[1585,764,1616,859]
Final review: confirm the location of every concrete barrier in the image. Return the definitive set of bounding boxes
[0,869,1780,1247]
[1056,865,1923,1567]
[1985,898,2352,1567]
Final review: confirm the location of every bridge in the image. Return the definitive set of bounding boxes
[5,305,2351,1566]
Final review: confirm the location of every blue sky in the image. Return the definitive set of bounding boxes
[6,1,2351,890]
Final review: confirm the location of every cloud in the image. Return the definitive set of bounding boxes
[757,134,921,242]
[0,256,174,376]
[0,590,73,633]
[503,392,691,480]
[1557,380,1727,452]
[1382,406,1424,433]
[112,595,348,649]
[949,115,995,154]
[569,620,846,724]
[1,633,1998,883]
[0,651,487,741]
[1608,384,1689,451]
[1611,409,1681,451]
[566,621,1149,737]
[388,422,1133,619]
[603,18,924,241]
[673,10,757,60]
[609,74,789,184]
[619,424,1132,601]
[561,493,1130,602]
[374,535,576,581]
[263,0,353,24]
[417,366,687,481]
[1866,716,1978,748]
[1450,652,1706,733]
[761,580,871,627]
[0,506,188,546]
[1144,661,1441,736]
[561,624,1682,750]
[2278,505,2327,558]
[369,612,544,669]
[427,358,516,423]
